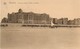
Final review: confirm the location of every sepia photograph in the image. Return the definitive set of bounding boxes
[0,0,80,49]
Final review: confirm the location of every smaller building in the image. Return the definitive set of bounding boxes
[76,18,80,25]
[57,18,68,25]
[73,18,80,25]
[68,20,74,25]
[57,18,63,25]
[62,18,68,25]
[1,17,8,23]
[52,18,58,24]
[74,19,78,25]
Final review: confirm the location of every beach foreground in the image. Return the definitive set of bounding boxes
[1,26,80,49]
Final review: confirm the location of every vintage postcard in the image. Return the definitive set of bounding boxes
[0,0,80,49]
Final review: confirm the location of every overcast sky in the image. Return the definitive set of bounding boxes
[0,0,80,21]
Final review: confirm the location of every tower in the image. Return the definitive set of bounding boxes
[18,9,23,13]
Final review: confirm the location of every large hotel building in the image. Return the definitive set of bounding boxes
[3,9,51,25]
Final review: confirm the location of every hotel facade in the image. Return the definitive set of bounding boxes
[3,9,51,25]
